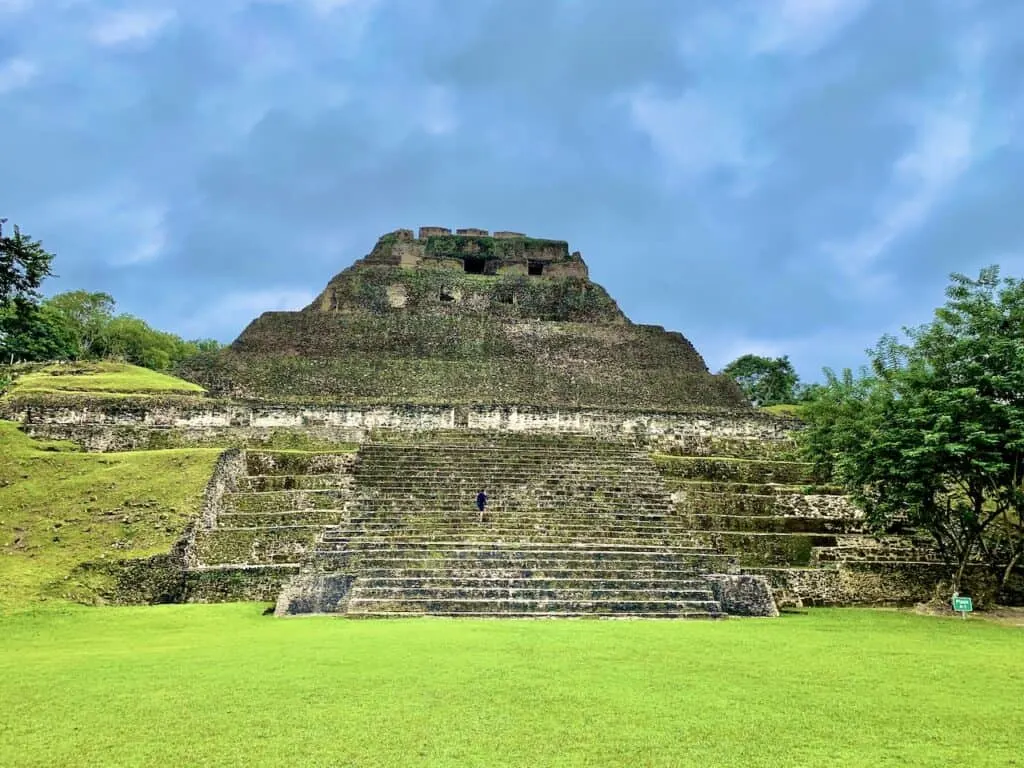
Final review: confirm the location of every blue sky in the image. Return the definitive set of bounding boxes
[1,0,1022,381]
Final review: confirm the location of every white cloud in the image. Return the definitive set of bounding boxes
[90,8,176,47]
[178,289,316,338]
[41,187,169,266]
[420,85,457,136]
[832,95,977,279]
[825,30,1003,293]
[753,0,873,55]
[626,88,771,191]
[0,0,32,13]
[0,58,37,93]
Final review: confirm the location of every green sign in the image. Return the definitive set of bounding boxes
[953,596,973,612]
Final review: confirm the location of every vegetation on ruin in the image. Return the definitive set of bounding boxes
[0,420,219,608]
[422,234,573,262]
[799,267,1024,597]
[322,265,621,321]
[1,605,1021,767]
[2,361,205,397]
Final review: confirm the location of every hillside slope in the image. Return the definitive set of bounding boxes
[0,421,219,608]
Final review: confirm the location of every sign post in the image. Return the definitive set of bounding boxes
[952,594,973,619]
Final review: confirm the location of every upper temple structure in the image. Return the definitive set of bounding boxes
[185,227,747,409]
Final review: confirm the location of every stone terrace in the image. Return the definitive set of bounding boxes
[184,426,945,613]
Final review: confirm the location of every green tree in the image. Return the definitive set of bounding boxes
[0,223,55,307]
[43,290,115,359]
[800,267,1024,596]
[721,354,800,406]
[0,302,79,362]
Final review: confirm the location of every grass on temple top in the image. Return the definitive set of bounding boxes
[0,604,1021,768]
[3,361,205,397]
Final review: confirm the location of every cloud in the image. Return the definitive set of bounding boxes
[0,57,37,93]
[90,8,176,47]
[754,0,873,55]
[177,289,316,338]
[830,95,978,282]
[420,85,457,136]
[626,88,770,190]
[825,28,1004,293]
[40,187,169,266]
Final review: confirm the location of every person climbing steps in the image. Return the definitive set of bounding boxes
[476,489,488,522]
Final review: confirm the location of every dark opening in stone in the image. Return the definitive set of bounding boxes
[528,260,545,276]
[463,257,486,274]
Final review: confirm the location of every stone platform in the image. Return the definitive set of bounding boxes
[178,427,949,617]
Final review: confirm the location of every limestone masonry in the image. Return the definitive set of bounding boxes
[179,228,747,409]
[10,229,1002,615]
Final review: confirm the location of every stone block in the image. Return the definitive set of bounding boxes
[275,572,356,615]
[705,574,779,617]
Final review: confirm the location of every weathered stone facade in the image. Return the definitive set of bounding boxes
[8,228,1009,615]
[176,229,746,410]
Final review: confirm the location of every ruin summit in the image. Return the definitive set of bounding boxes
[181,227,746,409]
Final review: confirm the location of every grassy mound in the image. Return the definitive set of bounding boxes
[2,361,205,397]
[0,606,1020,767]
[0,421,219,607]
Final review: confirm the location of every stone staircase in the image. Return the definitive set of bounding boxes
[276,430,751,618]
[185,450,358,600]
[650,445,945,605]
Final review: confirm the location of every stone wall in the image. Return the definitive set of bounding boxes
[7,399,798,452]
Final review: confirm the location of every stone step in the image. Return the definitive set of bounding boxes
[322,522,696,536]
[812,546,941,563]
[339,611,724,619]
[246,452,356,476]
[350,488,671,499]
[361,442,639,454]
[676,514,865,535]
[665,480,846,496]
[223,489,352,514]
[348,567,714,580]
[237,474,355,492]
[344,505,675,517]
[673,491,859,519]
[322,535,705,549]
[351,576,713,590]
[315,539,715,553]
[311,552,735,571]
[218,510,343,527]
[653,456,814,485]
[349,586,716,601]
[343,598,724,615]
[353,473,666,482]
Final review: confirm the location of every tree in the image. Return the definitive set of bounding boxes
[0,224,55,307]
[0,302,79,362]
[43,290,115,359]
[721,354,800,406]
[799,267,1024,596]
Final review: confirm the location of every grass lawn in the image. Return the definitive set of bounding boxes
[3,361,205,396]
[0,421,219,607]
[0,605,1020,768]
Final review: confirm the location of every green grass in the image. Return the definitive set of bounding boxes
[761,403,805,418]
[0,421,219,607]
[3,361,205,397]
[0,606,1020,767]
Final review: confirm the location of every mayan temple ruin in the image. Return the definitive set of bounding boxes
[10,228,953,617]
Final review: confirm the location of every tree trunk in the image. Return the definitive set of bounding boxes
[999,551,1021,592]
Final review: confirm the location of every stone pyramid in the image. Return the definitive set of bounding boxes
[185,227,746,410]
